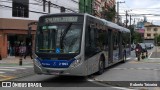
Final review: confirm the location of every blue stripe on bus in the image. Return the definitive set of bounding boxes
[37,58,75,68]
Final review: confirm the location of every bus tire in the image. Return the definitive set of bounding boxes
[122,54,126,63]
[97,57,105,75]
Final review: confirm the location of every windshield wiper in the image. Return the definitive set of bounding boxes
[60,23,72,48]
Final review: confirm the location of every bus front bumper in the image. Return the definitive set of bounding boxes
[33,58,88,76]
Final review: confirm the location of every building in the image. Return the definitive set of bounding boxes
[0,0,78,58]
[79,0,115,19]
[93,0,115,18]
[79,0,93,14]
[135,17,148,40]
[144,24,160,40]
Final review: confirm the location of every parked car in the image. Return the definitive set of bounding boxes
[145,43,154,49]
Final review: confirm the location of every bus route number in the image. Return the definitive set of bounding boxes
[59,62,68,66]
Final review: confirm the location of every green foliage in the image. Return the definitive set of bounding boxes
[101,5,116,21]
[154,35,160,46]
[133,31,143,43]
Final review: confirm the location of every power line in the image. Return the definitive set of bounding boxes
[0,0,78,13]
[42,0,78,13]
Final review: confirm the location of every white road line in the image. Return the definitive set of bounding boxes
[87,79,136,90]
[126,57,131,60]
[148,58,160,59]
[0,67,26,69]
[0,69,16,71]
[0,72,5,74]
[148,52,152,59]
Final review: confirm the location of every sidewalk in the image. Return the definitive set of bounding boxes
[0,56,33,66]
[149,46,160,59]
[0,56,34,81]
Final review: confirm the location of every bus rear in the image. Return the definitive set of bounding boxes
[33,13,87,76]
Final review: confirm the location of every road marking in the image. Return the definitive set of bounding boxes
[127,57,131,60]
[0,66,33,73]
[112,67,160,71]
[0,69,16,71]
[87,78,136,90]
[148,52,152,59]
[0,67,26,69]
[0,72,5,74]
[0,75,15,81]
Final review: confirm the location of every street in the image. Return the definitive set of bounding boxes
[1,0,160,90]
[0,47,160,90]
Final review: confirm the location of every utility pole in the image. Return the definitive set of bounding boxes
[130,15,132,28]
[125,10,131,28]
[48,1,51,13]
[60,6,65,12]
[125,10,128,28]
[117,1,125,25]
[43,0,46,12]
[84,0,86,13]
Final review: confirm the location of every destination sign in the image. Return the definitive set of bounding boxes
[45,17,78,23]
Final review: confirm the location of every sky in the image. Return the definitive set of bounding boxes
[117,0,160,25]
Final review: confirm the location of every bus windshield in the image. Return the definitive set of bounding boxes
[36,23,83,54]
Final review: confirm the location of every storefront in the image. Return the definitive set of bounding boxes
[0,18,37,58]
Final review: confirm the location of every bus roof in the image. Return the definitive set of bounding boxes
[39,13,130,33]
[39,13,84,18]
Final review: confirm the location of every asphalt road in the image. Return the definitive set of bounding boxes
[1,47,160,90]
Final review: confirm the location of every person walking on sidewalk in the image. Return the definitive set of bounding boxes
[24,40,33,59]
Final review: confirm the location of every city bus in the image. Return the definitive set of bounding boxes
[33,13,131,76]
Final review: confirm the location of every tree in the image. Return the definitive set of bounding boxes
[101,5,116,21]
[154,34,160,46]
[133,32,143,43]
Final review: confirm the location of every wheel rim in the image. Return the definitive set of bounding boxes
[100,60,103,69]
[123,55,126,61]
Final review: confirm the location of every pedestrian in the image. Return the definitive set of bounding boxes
[24,41,33,59]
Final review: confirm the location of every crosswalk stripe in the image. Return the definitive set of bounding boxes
[0,72,5,74]
[0,69,16,71]
[126,57,131,60]
[0,67,26,69]
[0,66,33,73]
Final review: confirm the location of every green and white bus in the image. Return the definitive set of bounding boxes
[33,13,131,76]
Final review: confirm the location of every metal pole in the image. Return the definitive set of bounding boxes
[43,0,46,12]
[126,10,128,28]
[130,15,132,27]
[48,1,51,13]
[84,0,85,13]
[19,54,22,66]
[117,1,125,25]
[117,2,119,24]
[156,31,157,56]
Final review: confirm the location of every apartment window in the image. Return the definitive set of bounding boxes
[147,27,151,31]
[12,0,29,18]
[154,28,157,32]
[154,33,158,36]
[147,33,151,37]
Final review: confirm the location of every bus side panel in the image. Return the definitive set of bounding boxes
[86,53,101,75]
[84,16,109,75]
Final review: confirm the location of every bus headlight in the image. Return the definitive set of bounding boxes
[70,59,81,68]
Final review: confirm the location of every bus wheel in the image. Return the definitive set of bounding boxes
[122,54,126,63]
[97,57,105,75]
